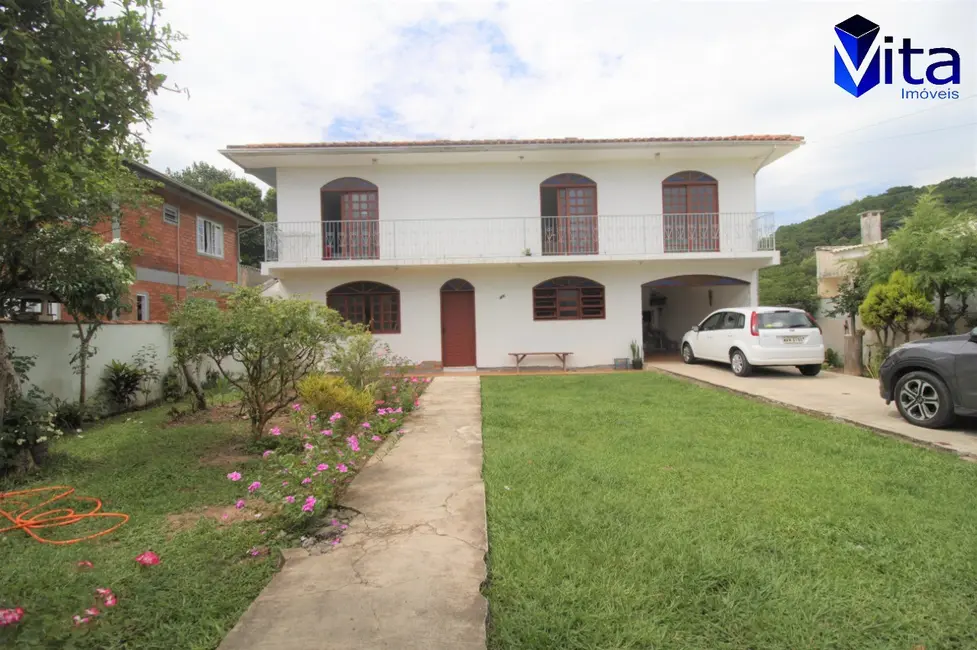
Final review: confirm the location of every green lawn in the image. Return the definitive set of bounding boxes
[0,406,276,649]
[481,373,977,650]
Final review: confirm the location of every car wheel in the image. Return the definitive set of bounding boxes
[682,343,696,364]
[798,364,821,377]
[730,349,752,377]
[894,371,955,429]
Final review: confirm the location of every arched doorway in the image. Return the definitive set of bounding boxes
[641,275,750,354]
[539,173,598,255]
[320,177,379,259]
[440,279,476,367]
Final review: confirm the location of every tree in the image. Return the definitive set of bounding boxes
[0,0,179,417]
[859,270,935,353]
[167,161,236,196]
[168,287,352,437]
[38,229,136,404]
[869,193,977,335]
[827,260,872,335]
[758,255,820,314]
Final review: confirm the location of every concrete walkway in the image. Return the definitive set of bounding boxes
[219,376,487,650]
[648,358,977,459]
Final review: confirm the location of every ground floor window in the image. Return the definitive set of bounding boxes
[326,281,400,333]
[533,276,605,320]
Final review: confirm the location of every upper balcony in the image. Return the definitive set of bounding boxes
[260,213,776,269]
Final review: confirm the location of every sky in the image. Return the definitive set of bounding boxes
[145,0,977,226]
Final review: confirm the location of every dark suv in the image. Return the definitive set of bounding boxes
[879,327,977,428]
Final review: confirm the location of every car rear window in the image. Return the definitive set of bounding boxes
[757,311,816,329]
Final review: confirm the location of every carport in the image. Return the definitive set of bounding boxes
[642,275,751,354]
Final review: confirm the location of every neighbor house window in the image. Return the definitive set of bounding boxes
[533,276,605,320]
[163,203,180,225]
[136,293,149,321]
[326,281,400,333]
[196,217,224,258]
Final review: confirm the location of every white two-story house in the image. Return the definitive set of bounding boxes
[221,136,802,370]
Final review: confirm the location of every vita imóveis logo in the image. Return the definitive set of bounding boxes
[834,14,961,99]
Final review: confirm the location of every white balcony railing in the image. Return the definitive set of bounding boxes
[263,213,775,264]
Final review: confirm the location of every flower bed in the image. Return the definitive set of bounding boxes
[225,374,431,537]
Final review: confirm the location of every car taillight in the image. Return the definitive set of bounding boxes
[804,311,822,333]
[750,311,759,336]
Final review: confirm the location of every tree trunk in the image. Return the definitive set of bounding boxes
[180,360,207,411]
[75,321,88,405]
[843,333,863,376]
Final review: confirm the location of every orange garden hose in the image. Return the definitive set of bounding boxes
[0,486,128,545]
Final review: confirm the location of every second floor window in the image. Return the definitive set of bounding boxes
[326,281,400,333]
[197,217,224,258]
[662,170,719,253]
[321,177,379,260]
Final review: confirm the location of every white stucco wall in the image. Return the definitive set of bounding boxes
[274,260,760,369]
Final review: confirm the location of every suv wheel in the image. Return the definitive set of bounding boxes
[682,344,696,364]
[894,370,955,429]
[730,349,752,377]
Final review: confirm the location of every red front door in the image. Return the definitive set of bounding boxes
[440,290,476,367]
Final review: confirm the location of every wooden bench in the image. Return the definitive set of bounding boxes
[509,352,573,372]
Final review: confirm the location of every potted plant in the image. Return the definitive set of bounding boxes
[629,340,643,370]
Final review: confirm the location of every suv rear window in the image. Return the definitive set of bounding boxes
[757,311,816,330]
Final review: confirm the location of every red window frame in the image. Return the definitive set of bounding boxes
[540,173,599,255]
[532,276,605,321]
[326,281,400,333]
[662,171,719,253]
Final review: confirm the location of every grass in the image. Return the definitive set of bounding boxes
[0,404,278,649]
[481,373,977,650]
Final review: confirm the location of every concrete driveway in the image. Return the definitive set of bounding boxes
[647,357,977,459]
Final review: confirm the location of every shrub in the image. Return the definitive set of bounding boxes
[824,347,842,368]
[297,374,374,430]
[330,333,389,392]
[102,360,146,409]
[0,396,62,474]
[202,368,221,390]
[161,366,186,402]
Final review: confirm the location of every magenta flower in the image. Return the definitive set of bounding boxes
[285,495,295,503]
[341,524,349,530]
[371,435,382,442]
[337,463,348,473]
[320,429,333,436]
[282,481,289,487]
[301,477,311,485]
[414,400,420,407]
[235,499,246,509]
[330,538,341,546]
[270,427,281,436]
[227,471,242,481]
[309,413,317,421]
[262,450,273,458]
[248,481,261,493]
[291,403,302,411]
[347,435,360,452]
[329,412,343,422]
[361,422,371,429]
[304,443,314,451]
[331,519,339,526]
[317,463,329,471]
[302,496,317,512]
[249,547,261,557]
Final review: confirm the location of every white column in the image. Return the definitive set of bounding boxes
[750,270,759,305]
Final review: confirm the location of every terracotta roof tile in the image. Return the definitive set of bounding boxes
[226,135,804,150]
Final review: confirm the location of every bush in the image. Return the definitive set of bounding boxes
[330,333,389,392]
[161,366,186,402]
[297,374,374,429]
[202,368,221,390]
[824,347,842,368]
[0,396,61,474]
[102,360,146,409]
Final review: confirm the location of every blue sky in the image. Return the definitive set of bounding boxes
[148,0,976,226]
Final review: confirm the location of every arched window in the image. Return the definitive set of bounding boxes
[326,281,399,333]
[662,171,719,253]
[532,276,605,321]
[540,173,598,255]
[321,178,379,260]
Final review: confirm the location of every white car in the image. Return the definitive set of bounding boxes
[681,307,825,377]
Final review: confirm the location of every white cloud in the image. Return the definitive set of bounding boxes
[146,0,977,224]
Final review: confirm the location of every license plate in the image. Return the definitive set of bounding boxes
[782,336,805,344]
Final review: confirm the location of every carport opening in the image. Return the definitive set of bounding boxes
[641,275,751,357]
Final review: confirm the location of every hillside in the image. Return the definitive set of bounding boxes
[758,176,977,312]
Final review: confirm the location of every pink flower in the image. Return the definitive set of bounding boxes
[135,551,160,566]
[77,560,94,569]
[309,413,317,421]
[302,496,317,512]
[235,499,246,509]
[414,400,420,407]
[262,450,273,458]
[221,513,229,521]
[329,412,343,422]
[270,427,281,436]
[301,477,312,485]
[347,435,360,452]
[398,429,406,435]
[249,547,261,556]
[0,607,25,627]
[371,435,382,442]
[361,422,371,429]
[425,377,432,383]
[317,463,329,471]
[292,403,302,411]
[394,407,403,414]
[85,607,100,617]
[248,481,261,493]
[330,538,341,546]
[285,495,295,503]
[227,471,242,481]
[282,481,289,487]
[304,443,314,451]
[320,429,333,436]
[375,400,385,405]
[337,464,348,473]
[98,589,118,608]
[341,524,349,530]
[392,386,398,392]
[72,615,91,626]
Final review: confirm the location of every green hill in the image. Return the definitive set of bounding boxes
[758,177,977,312]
